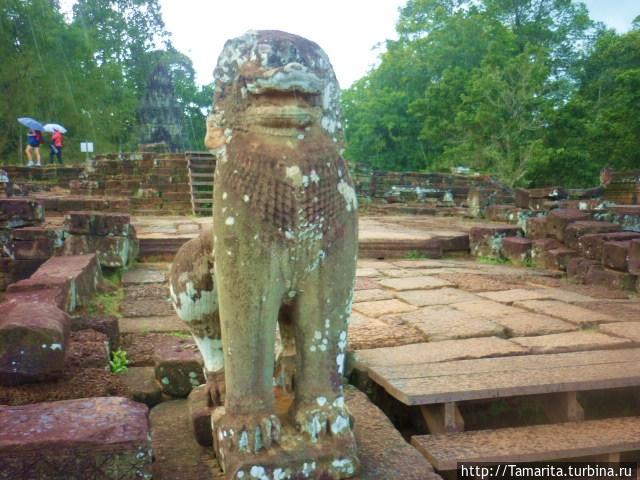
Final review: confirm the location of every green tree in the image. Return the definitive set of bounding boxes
[342,0,599,186]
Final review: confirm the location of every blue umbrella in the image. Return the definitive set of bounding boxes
[18,117,44,131]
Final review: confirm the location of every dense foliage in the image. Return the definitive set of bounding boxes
[0,0,213,162]
[342,0,640,187]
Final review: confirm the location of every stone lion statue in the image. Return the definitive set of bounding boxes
[170,30,358,478]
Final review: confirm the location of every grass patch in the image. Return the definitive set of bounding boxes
[88,288,124,317]
[167,332,192,339]
[476,255,510,265]
[88,269,124,317]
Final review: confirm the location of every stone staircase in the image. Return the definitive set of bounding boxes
[185,151,215,216]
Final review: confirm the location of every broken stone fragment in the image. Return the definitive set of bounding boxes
[0,397,152,479]
[7,254,102,312]
[153,340,205,398]
[64,211,131,236]
[0,301,70,385]
[0,198,44,228]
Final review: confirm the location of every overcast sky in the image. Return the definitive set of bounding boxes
[62,0,638,88]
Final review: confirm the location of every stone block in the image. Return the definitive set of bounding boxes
[530,238,563,267]
[153,341,204,398]
[563,221,621,250]
[398,306,504,341]
[396,287,480,307]
[71,314,120,350]
[599,322,640,344]
[352,299,418,318]
[511,330,631,354]
[0,258,45,290]
[578,231,640,260]
[0,397,152,479]
[64,211,131,236]
[485,204,523,223]
[0,301,70,385]
[501,237,532,265]
[585,264,637,291]
[7,254,101,312]
[602,240,631,272]
[526,216,549,239]
[67,329,110,369]
[348,313,425,350]
[493,312,575,337]
[543,248,580,271]
[120,366,163,407]
[12,226,64,242]
[566,257,600,283]
[629,239,640,275]
[12,238,56,260]
[513,299,615,326]
[545,209,591,242]
[0,198,44,228]
[353,288,394,303]
[515,187,567,210]
[469,225,523,258]
[188,384,213,447]
[607,205,640,232]
[378,275,454,291]
[62,234,135,268]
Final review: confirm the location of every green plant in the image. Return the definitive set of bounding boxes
[109,349,129,373]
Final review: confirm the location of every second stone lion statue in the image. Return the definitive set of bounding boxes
[170,30,359,479]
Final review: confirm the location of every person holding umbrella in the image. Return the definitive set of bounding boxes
[26,129,43,166]
[49,128,64,165]
[18,117,45,167]
[44,123,67,165]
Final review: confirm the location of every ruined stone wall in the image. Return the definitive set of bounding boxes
[355,169,513,206]
[71,153,192,215]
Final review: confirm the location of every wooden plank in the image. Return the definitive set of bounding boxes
[373,361,640,405]
[411,417,640,471]
[542,391,584,422]
[189,173,214,178]
[190,182,213,187]
[420,402,465,434]
[193,199,214,204]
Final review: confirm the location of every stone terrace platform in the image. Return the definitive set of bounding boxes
[350,257,640,473]
[132,214,499,260]
[114,255,639,476]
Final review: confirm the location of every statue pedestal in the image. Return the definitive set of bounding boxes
[213,388,359,479]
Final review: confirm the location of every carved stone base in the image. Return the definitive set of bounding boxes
[213,390,359,479]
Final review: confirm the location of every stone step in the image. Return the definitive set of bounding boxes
[412,417,640,471]
[0,397,152,479]
[118,315,187,334]
[469,225,522,258]
[364,348,640,406]
[564,220,621,250]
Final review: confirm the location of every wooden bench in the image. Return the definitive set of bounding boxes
[412,417,640,471]
[363,347,640,433]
